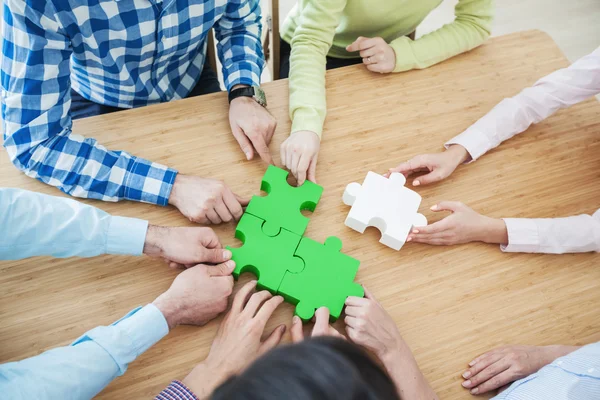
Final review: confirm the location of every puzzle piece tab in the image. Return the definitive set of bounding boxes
[278,236,363,321]
[246,165,324,236]
[343,172,427,251]
[226,213,304,293]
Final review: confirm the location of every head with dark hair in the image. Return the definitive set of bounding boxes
[210,336,399,400]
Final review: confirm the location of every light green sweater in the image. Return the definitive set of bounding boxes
[281,0,494,137]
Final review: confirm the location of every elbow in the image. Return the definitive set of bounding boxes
[455,14,493,48]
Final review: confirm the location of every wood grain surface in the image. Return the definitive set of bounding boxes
[1,30,599,399]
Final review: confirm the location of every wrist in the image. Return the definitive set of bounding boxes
[480,217,509,245]
[143,225,166,257]
[542,344,581,364]
[168,174,186,207]
[183,361,231,398]
[153,292,181,331]
[447,144,470,165]
[378,338,409,369]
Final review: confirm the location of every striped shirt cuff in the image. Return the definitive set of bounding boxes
[156,380,199,400]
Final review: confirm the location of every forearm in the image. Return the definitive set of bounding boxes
[381,340,438,400]
[390,0,492,72]
[0,188,148,260]
[501,210,600,254]
[215,0,264,90]
[288,0,346,137]
[0,305,169,399]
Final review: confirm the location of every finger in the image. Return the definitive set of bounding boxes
[470,350,498,367]
[296,152,311,186]
[414,169,445,186]
[312,307,331,336]
[280,142,288,170]
[407,235,449,246]
[307,156,317,183]
[431,201,465,213]
[363,57,377,65]
[346,36,367,52]
[242,290,273,318]
[464,353,504,379]
[345,296,369,307]
[344,315,359,329]
[199,248,232,264]
[344,305,365,318]
[290,149,301,182]
[231,125,254,160]
[249,131,273,165]
[470,369,515,395]
[366,63,386,73]
[329,326,345,339]
[390,156,428,177]
[215,200,234,223]
[363,286,377,301]
[290,315,304,343]
[206,260,236,276]
[410,220,448,235]
[359,47,378,58]
[266,119,277,145]
[223,190,244,221]
[254,295,284,327]
[206,209,222,225]
[259,324,286,354]
[234,194,250,207]
[231,280,257,314]
[200,228,222,249]
[348,37,379,52]
[169,261,185,269]
[463,358,509,389]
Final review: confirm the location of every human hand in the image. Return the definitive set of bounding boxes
[168,174,249,224]
[280,130,320,186]
[386,145,470,186]
[290,307,345,343]
[229,90,277,164]
[143,225,232,268]
[346,37,397,73]
[344,287,402,359]
[152,261,235,330]
[407,202,508,246]
[462,345,580,395]
[182,281,286,397]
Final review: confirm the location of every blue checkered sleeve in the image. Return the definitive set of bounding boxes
[215,0,265,91]
[1,1,177,206]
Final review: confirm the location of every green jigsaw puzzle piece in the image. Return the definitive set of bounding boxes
[226,213,304,294]
[278,236,364,322]
[246,165,324,236]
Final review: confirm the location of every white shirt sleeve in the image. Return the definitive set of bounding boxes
[500,209,600,254]
[445,46,600,161]
[0,188,149,260]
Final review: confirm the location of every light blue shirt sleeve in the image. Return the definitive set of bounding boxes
[0,188,149,260]
[0,304,169,399]
[493,342,600,400]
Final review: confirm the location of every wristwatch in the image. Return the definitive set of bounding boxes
[228,85,267,107]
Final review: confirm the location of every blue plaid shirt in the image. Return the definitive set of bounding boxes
[1,0,264,205]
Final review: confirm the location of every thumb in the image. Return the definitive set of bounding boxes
[431,201,463,213]
[413,169,444,186]
[207,260,236,276]
[200,248,233,264]
[235,194,250,207]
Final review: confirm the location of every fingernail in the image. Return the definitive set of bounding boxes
[413,180,420,186]
[412,229,419,234]
[280,325,286,332]
[462,371,471,379]
[293,316,300,324]
[406,237,412,242]
[246,152,252,160]
[223,250,232,259]
[462,380,471,388]
[469,361,476,367]
[250,279,257,285]
[431,205,438,211]
[225,260,235,268]
[471,388,479,394]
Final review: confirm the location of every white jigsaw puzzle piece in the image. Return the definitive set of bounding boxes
[343,172,427,251]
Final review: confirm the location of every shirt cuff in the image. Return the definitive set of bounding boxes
[106,216,149,256]
[500,218,540,253]
[445,127,492,163]
[291,108,324,138]
[390,37,417,72]
[156,380,200,400]
[123,157,178,206]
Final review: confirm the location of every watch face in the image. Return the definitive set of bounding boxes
[253,85,267,107]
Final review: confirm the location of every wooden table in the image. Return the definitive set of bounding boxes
[1,31,599,399]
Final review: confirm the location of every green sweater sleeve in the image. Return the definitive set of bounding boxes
[390,0,494,72]
[288,0,347,138]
